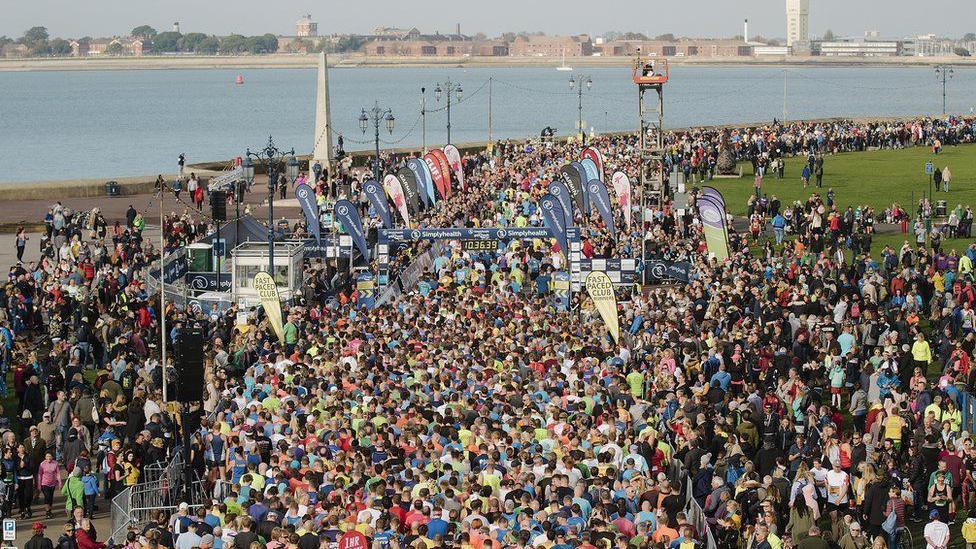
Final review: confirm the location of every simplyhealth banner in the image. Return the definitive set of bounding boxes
[295,183,321,241]
[587,178,617,239]
[334,199,370,260]
[363,179,393,229]
[548,179,575,228]
[378,226,580,244]
[539,193,569,256]
[407,158,433,207]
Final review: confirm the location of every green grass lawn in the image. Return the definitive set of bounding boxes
[716,143,976,257]
[702,143,976,219]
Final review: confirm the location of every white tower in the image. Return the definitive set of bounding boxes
[313,51,334,176]
[744,19,749,42]
[786,0,809,48]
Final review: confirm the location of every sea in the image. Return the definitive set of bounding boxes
[0,64,973,183]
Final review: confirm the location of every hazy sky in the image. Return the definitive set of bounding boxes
[3,0,974,40]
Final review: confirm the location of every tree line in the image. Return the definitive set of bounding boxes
[0,25,281,56]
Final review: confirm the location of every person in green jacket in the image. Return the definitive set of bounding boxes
[61,469,84,513]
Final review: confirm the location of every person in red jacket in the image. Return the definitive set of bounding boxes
[74,518,105,549]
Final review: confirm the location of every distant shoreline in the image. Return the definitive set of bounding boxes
[1,53,975,72]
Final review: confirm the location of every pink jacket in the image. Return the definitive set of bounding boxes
[37,459,61,488]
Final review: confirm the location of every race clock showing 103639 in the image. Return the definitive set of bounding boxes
[462,239,499,252]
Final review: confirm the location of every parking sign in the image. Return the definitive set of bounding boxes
[925,161,934,175]
[2,518,14,541]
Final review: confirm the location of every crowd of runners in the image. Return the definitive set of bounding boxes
[8,115,976,549]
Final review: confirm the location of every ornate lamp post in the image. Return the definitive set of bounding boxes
[434,80,462,144]
[360,102,395,182]
[569,74,592,145]
[243,136,298,275]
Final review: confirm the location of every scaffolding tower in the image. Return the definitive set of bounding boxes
[633,51,669,265]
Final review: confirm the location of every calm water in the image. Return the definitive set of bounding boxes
[0,65,974,183]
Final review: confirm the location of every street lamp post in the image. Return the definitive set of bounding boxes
[935,65,954,115]
[434,80,462,145]
[360,102,395,182]
[569,74,593,145]
[242,136,298,275]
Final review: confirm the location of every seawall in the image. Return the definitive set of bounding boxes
[0,114,957,202]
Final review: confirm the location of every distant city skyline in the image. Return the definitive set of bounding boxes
[2,0,974,40]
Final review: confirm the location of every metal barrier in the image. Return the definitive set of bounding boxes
[376,242,446,307]
[685,476,718,549]
[109,486,132,544]
[109,453,195,543]
[960,390,976,434]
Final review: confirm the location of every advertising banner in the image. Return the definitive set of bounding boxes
[539,193,569,255]
[356,272,376,309]
[702,186,727,210]
[431,149,453,198]
[253,271,285,343]
[377,226,580,244]
[424,152,448,200]
[570,161,590,215]
[697,195,730,261]
[383,174,411,227]
[397,167,421,214]
[611,171,632,229]
[587,178,617,239]
[548,180,575,228]
[644,259,693,285]
[407,158,434,207]
[560,164,586,216]
[363,179,393,229]
[295,183,321,241]
[582,146,605,181]
[585,271,619,343]
[443,145,465,191]
[581,158,600,184]
[553,271,570,311]
[333,199,370,260]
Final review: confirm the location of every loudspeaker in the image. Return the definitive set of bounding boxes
[175,326,205,403]
[210,190,227,221]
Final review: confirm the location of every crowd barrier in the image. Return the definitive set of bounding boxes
[375,242,446,307]
[110,402,229,543]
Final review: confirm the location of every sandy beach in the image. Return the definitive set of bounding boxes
[1,52,974,72]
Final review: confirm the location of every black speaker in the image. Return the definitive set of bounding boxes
[210,190,227,221]
[175,327,205,403]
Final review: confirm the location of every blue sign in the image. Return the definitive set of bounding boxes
[356,272,376,309]
[377,227,580,244]
[152,249,188,285]
[548,180,575,228]
[295,183,321,241]
[644,260,692,285]
[186,272,232,292]
[553,271,570,311]
[925,161,934,175]
[539,193,569,256]
[334,199,370,261]
[587,178,617,239]
[363,179,393,229]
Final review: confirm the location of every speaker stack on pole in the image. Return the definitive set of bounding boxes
[174,325,205,500]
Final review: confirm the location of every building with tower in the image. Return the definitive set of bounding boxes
[296,15,318,37]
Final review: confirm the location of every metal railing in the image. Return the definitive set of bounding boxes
[109,452,200,543]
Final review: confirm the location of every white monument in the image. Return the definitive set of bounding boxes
[313,51,334,178]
